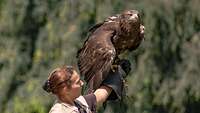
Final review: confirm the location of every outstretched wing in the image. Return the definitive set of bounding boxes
[77,29,116,91]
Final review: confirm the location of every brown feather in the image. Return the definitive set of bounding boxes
[77,10,145,92]
[77,22,117,91]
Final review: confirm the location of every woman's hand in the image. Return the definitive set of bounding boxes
[94,85,112,106]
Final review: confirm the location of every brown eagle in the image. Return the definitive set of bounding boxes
[77,10,145,93]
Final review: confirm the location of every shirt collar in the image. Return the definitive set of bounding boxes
[56,99,78,111]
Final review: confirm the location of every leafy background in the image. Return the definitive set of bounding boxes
[0,0,199,113]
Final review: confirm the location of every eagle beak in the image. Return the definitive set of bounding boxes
[140,25,145,39]
[140,25,145,32]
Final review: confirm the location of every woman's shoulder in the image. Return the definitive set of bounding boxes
[76,96,89,107]
[49,101,78,113]
[76,94,97,113]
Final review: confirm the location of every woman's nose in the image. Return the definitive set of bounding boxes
[80,80,84,86]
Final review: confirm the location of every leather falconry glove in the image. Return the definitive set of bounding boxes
[102,59,131,101]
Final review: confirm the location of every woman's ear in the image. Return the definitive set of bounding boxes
[60,85,70,95]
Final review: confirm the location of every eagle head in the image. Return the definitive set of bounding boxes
[113,10,144,53]
[119,10,140,34]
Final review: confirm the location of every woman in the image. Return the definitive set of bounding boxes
[43,61,130,113]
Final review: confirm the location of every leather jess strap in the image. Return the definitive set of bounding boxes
[74,100,87,113]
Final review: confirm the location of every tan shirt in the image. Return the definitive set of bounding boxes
[49,96,94,113]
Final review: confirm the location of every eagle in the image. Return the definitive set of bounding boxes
[77,10,145,93]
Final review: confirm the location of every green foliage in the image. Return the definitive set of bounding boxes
[0,0,199,113]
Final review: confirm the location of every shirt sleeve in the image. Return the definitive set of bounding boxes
[83,93,97,113]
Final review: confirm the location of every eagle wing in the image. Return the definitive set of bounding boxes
[87,14,120,37]
[77,28,116,92]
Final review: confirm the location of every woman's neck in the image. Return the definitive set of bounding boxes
[58,94,75,105]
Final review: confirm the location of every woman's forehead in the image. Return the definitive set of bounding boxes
[71,71,80,82]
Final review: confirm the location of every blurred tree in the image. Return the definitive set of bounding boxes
[0,0,199,113]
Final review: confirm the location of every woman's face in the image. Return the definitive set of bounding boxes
[68,71,84,99]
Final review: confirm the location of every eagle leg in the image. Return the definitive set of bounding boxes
[111,56,121,72]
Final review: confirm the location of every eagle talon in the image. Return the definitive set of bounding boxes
[111,65,118,72]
